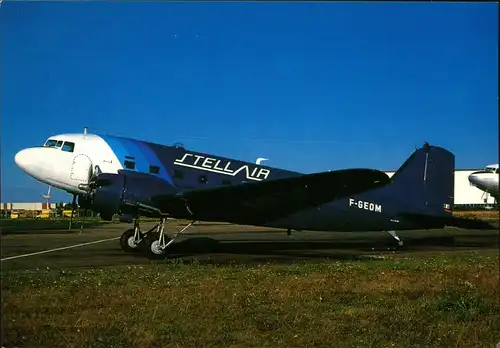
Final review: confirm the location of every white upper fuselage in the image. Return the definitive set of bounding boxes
[14,133,124,195]
[468,164,499,198]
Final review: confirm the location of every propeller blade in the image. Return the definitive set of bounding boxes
[79,208,87,235]
[68,194,77,230]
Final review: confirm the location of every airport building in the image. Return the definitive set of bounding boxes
[1,202,56,211]
[384,169,496,207]
[1,202,57,219]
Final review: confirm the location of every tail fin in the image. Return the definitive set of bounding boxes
[388,142,455,216]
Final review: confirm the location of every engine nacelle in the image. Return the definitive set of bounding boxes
[83,170,178,220]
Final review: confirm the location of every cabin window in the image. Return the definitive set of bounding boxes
[173,170,184,179]
[124,156,136,170]
[222,179,232,185]
[61,142,75,152]
[199,175,207,184]
[149,165,160,174]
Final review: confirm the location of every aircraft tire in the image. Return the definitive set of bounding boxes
[139,232,169,260]
[120,229,141,253]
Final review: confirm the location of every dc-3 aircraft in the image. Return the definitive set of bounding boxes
[468,164,499,202]
[14,128,492,259]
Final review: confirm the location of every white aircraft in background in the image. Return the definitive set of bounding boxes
[468,164,499,203]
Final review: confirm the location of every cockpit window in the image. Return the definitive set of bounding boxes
[43,138,75,152]
[62,142,75,152]
[485,167,496,173]
[44,139,62,148]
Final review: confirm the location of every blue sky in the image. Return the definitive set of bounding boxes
[1,2,498,202]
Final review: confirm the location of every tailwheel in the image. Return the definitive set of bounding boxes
[386,230,404,249]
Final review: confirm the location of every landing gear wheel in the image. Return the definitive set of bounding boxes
[120,229,141,253]
[140,232,169,260]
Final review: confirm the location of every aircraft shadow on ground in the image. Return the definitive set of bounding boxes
[135,232,499,265]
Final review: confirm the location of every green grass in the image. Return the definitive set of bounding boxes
[0,218,115,234]
[2,251,499,348]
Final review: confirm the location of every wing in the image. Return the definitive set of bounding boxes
[151,169,390,225]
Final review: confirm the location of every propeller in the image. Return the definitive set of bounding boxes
[68,194,77,230]
[79,165,104,233]
[69,163,101,232]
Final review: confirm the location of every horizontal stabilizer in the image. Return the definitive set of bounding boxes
[152,168,390,224]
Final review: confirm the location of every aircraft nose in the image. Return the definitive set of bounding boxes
[468,172,480,186]
[14,148,36,172]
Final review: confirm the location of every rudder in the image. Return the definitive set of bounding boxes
[388,142,455,216]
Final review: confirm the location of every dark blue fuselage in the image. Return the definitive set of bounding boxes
[100,134,456,232]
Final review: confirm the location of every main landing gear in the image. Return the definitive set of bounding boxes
[119,216,196,259]
[119,216,160,253]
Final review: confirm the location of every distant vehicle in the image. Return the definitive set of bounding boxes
[62,210,75,218]
[35,209,53,219]
[468,164,499,202]
[14,129,492,259]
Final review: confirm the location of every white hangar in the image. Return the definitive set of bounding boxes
[384,169,496,207]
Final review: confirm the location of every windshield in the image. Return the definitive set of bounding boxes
[44,139,63,148]
[43,139,75,152]
[484,167,497,173]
